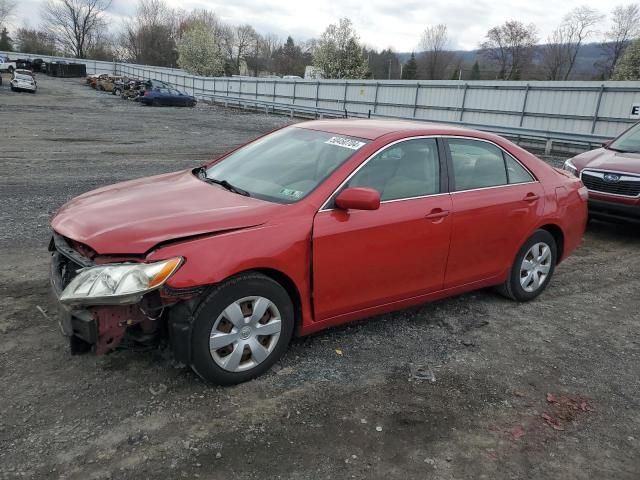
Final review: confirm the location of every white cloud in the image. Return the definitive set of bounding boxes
[8,0,632,52]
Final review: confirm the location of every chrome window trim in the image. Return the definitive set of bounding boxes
[444,135,538,192]
[580,168,640,198]
[318,135,442,212]
[318,134,538,212]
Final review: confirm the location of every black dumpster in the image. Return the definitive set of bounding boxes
[45,63,87,77]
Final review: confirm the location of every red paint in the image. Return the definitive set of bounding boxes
[51,120,587,339]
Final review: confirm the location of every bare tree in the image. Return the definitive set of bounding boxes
[121,0,177,66]
[541,27,570,80]
[480,21,538,80]
[41,0,111,58]
[0,0,16,27]
[561,6,604,79]
[418,24,451,79]
[221,24,257,74]
[601,4,640,79]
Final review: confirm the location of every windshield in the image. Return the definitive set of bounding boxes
[205,127,368,203]
[609,123,640,153]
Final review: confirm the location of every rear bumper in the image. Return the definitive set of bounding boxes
[588,198,640,223]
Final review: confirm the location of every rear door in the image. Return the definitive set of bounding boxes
[312,137,453,321]
[443,137,545,288]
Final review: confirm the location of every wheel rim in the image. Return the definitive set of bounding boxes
[520,242,552,293]
[209,296,282,372]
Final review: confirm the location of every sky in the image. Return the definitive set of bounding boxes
[10,0,636,52]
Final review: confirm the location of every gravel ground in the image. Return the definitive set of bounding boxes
[1,74,639,480]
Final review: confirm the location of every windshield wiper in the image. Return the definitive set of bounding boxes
[606,146,636,153]
[199,174,250,198]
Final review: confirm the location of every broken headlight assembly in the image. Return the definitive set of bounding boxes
[59,257,183,306]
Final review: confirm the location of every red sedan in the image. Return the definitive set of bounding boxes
[50,120,587,384]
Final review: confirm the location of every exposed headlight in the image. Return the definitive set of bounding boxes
[563,158,578,176]
[60,257,183,305]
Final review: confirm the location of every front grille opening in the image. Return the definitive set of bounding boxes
[581,171,640,197]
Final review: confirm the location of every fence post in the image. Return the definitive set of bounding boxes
[343,81,348,111]
[292,81,297,105]
[255,79,259,100]
[227,79,230,97]
[412,83,420,117]
[519,83,530,127]
[458,83,468,122]
[273,81,276,103]
[373,82,380,114]
[591,84,605,134]
[239,78,242,100]
[315,81,320,108]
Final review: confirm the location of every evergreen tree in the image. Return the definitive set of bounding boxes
[612,38,640,80]
[470,60,481,80]
[0,27,13,51]
[402,52,417,79]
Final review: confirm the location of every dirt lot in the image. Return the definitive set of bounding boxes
[1,74,639,480]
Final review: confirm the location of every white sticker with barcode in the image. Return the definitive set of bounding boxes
[325,136,366,150]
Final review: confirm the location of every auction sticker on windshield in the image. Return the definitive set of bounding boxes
[325,136,366,150]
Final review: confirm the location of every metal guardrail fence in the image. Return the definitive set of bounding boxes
[4,50,640,152]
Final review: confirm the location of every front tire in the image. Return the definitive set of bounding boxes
[190,272,294,385]
[498,229,557,301]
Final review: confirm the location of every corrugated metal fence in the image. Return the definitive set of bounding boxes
[4,51,640,150]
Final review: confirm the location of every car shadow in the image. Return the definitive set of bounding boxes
[586,219,640,242]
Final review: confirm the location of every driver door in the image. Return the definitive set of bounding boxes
[312,137,452,321]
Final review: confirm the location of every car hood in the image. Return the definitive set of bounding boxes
[572,147,640,174]
[51,169,282,255]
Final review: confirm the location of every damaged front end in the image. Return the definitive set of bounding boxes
[49,233,196,355]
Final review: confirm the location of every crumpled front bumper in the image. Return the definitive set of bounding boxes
[48,235,156,354]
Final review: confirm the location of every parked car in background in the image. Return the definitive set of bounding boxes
[564,123,640,223]
[32,58,45,72]
[0,56,16,73]
[97,75,123,92]
[10,72,37,93]
[49,120,587,385]
[139,86,197,107]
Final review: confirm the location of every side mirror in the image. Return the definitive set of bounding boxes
[335,187,381,211]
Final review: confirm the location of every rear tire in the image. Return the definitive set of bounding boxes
[190,272,294,385]
[497,229,557,302]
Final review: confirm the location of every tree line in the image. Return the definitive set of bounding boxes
[1,0,640,81]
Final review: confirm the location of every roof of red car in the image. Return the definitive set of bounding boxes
[295,119,489,141]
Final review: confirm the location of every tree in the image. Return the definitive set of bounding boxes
[480,20,538,80]
[121,0,178,67]
[612,38,640,80]
[313,18,368,79]
[177,20,225,76]
[561,6,604,79]
[601,4,640,79]
[245,33,279,76]
[221,24,257,75]
[14,28,57,54]
[418,24,452,79]
[0,0,16,28]
[368,48,401,79]
[273,36,309,76]
[470,60,481,80]
[41,0,111,58]
[0,26,12,51]
[402,52,417,79]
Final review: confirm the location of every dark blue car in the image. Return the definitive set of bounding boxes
[140,86,197,107]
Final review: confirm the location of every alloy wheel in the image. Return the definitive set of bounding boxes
[209,296,282,372]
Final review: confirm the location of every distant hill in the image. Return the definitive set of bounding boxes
[397,42,612,80]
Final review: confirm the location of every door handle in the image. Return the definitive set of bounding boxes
[523,193,540,202]
[425,209,450,220]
